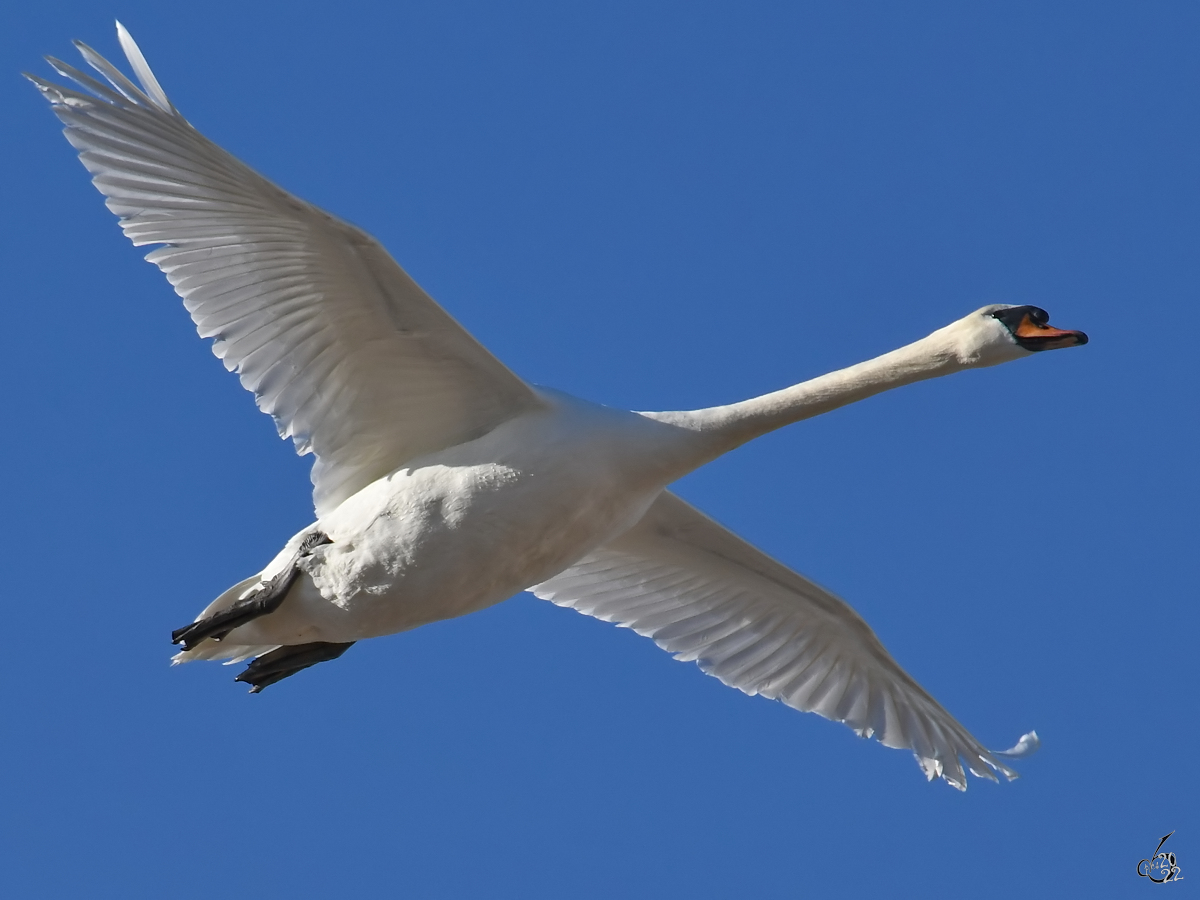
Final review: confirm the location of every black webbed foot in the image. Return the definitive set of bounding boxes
[235,641,355,693]
[171,531,332,651]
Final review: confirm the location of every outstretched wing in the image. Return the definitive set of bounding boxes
[532,490,1026,789]
[28,24,541,515]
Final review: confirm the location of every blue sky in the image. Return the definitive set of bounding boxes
[2,2,1195,896]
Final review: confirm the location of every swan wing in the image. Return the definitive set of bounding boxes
[28,25,541,516]
[532,490,1022,790]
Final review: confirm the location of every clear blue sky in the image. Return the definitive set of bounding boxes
[3,2,1195,896]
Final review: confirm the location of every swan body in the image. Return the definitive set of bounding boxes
[29,25,1085,789]
[226,391,675,647]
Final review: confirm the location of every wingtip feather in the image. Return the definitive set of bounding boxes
[115,21,175,113]
[994,729,1040,760]
[71,37,154,109]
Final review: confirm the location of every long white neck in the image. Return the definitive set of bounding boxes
[641,325,976,464]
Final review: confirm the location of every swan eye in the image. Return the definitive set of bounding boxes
[991,305,1036,326]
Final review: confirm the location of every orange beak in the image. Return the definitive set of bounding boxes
[1013,314,1088,351]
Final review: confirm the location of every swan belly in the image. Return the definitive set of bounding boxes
[225,401,671,646]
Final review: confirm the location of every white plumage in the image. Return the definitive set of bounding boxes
[30,24,1081,789]
[44,23,540,516]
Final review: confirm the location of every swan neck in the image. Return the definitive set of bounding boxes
[650,330,964,453]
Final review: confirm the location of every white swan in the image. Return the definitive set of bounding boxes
[29,25,1085,789]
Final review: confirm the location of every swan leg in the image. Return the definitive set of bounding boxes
[234,641,356,693]
[171,532,332,651]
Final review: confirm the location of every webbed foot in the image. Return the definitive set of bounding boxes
[171,531,332,651]
[235,641,356,693]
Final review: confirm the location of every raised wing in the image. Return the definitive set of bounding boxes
[28,25,541,515]
[532,491,1027,789]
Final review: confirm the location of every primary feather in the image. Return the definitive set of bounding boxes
[30,28,540,516]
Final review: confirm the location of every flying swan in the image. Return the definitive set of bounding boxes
[29,25,1085,789]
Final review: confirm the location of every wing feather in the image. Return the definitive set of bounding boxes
[30,28,541,515]
[532,491,1025,789]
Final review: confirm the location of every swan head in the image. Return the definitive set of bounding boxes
[946,304,1088,368]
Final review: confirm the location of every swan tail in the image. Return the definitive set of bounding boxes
[173,640,281,666]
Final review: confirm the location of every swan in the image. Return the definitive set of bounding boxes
[28,25,1086,789]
